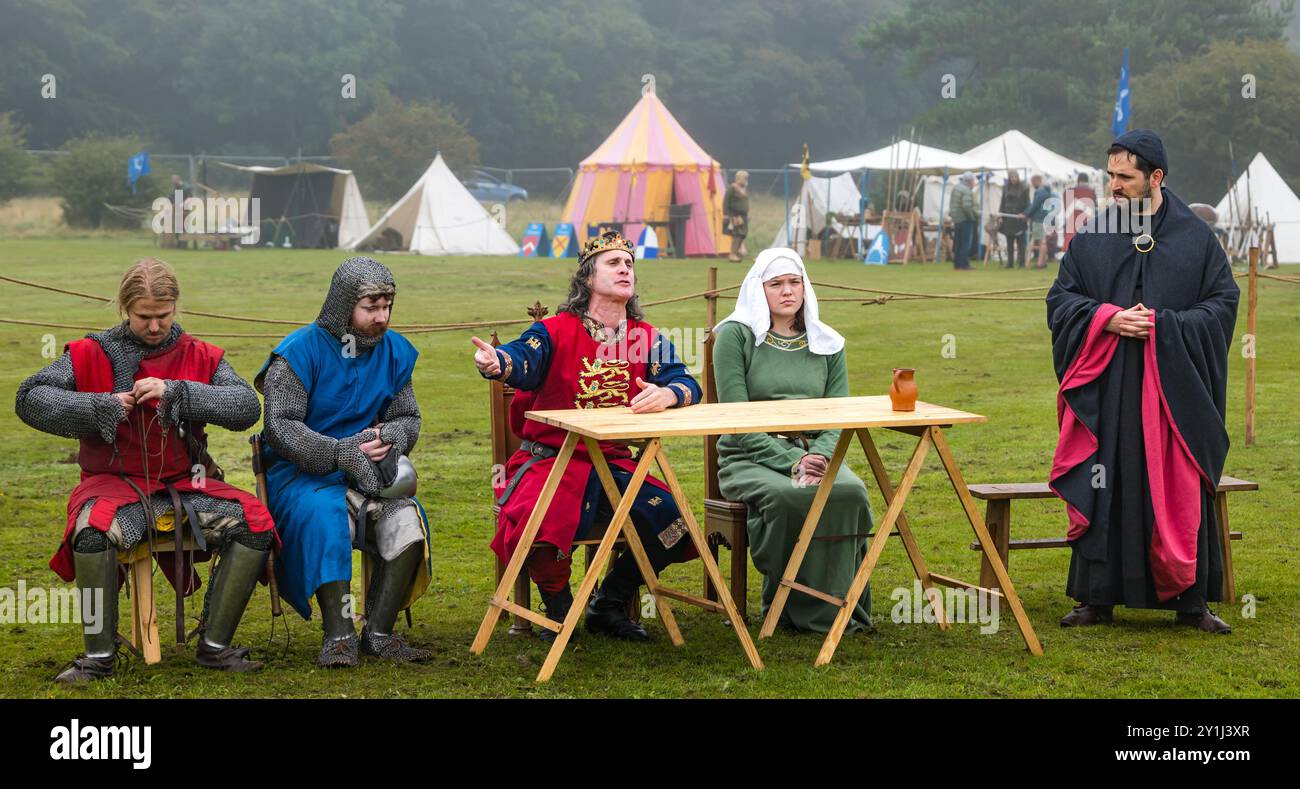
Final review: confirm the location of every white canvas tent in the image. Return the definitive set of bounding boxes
[772,173,868,254]
[220,161,370,249]
[797,140,997,175]
[962,130,1102,188]
[1214,152,1300,264]
[349,154,519,256]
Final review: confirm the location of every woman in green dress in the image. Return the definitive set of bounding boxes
[713,248,874,633]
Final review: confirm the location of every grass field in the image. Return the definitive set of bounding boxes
[0,235,1296,699]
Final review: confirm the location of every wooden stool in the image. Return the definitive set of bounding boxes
[120,438,284,665]
[121,533,203,665]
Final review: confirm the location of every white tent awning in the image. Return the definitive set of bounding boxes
[962,130,1102,187]
[795,140,997,174]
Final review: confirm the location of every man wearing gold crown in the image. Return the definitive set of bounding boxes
[470,231,703,643]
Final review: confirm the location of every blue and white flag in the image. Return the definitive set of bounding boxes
[636,225,659,259]
[1111,48,1131,139]
[127,150,150,193]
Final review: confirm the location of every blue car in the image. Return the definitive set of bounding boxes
[463,170,528,203]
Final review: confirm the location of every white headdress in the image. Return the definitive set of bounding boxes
[713,248,845,355]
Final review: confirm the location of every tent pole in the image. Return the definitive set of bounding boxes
[1246,245,1258,445]
[825,173,832,257]
[1021,167,1029,261]
[783,165,790,249]
[859,171,870,259]
[934,166,949,264]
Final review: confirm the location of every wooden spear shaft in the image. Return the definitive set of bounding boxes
[1246,245,1258,446]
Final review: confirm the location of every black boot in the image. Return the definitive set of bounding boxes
[1060,603,1114,627]
[1175,608,1232,634]
[537,585,573,644]
[585,520,691,642]
[585,552,650,642]
[585,588,649,641]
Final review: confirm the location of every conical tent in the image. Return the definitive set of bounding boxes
[561,87,726,256]
[1214,152,1300,264]
[349,154,519,256]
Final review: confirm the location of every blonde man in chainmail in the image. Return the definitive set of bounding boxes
[16,258,277,681]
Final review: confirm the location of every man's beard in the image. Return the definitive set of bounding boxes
[1115,179,1155,216]
[352,323,387,339]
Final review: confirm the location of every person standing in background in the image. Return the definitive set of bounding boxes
[948,172,979,270]
[998,171,1030,268]
[1023,174,1055,269]
[724,170,751,262]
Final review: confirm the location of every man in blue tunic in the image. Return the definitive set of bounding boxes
[256,257,432,667]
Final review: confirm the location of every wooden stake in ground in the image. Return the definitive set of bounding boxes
[1246,246,1258,446]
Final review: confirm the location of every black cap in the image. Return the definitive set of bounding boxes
[1110,129,1168,175]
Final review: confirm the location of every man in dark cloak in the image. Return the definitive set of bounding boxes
[1046,129,1239,633]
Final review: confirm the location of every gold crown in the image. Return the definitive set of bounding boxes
[579,230,635,264]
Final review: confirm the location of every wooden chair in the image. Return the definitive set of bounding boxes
[121,438,282,665]
[697,266,884,621]
[699,300,750,621]
[488,302,636,635]
[967,476,1254,601]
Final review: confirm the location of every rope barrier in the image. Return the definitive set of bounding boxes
[811,279,1051,300]
[0,273,558,331]
[1257,272,1300,285]
[0,317,287,338]
[9,265,1252,340]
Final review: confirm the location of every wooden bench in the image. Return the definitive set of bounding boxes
[967,477,1254,602]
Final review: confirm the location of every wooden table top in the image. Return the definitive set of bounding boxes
[525,396,985,440]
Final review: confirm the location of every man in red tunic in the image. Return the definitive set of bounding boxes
[471,231,703,642]
[16,258,278,681]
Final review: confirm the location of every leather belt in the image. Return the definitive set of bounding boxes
[165,485,188,644]
[120,475,205,645]
[496,440,558,509]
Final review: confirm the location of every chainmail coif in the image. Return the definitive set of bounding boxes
[315,256,397,353]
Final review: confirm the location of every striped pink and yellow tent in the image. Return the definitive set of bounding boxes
[561,88,726,257]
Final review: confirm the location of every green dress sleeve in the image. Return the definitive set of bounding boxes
[713,321,808,474]
[808,348,849,459]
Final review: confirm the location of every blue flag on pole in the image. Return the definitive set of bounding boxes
[127,151,150,193]
[1111,48,1131,139]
